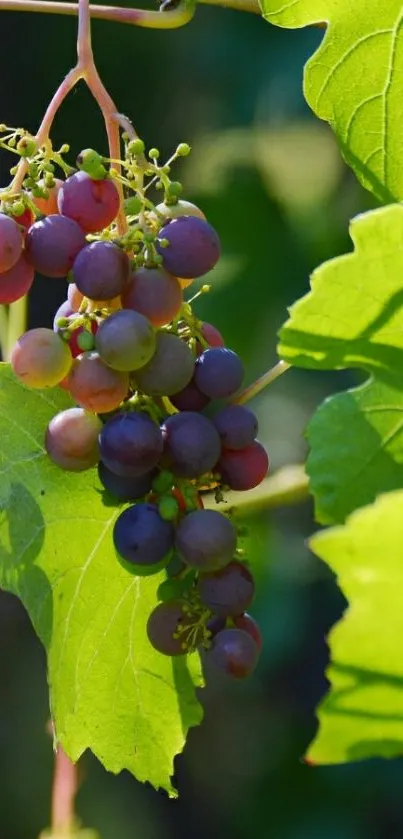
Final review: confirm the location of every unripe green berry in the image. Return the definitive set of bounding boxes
[11,200,25,217]
[77,330,95,351]
[127,138,145,156]
[124,196,143,215]
[76,148,107,180]
[166,181,183,198]
[17,136,37,157]
[158,495,179,521]
[149,148,160,159]
[152,470,174,494]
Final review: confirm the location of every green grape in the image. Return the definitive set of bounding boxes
[76,148,107,180]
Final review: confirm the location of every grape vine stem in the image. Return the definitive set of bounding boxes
[233,359,291,405]
[50,743,79,836]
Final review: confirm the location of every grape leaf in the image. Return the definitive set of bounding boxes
[0,363,203,795]
[306,378,403,524]
[260,0,403,202]
[278,204,403,525]
[307,490,403,764]
[278,204,403,380]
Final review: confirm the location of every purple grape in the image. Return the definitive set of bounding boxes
[0,213,23,273]
[99,411,163,477]
[95,309,156,371]
[0,255,34,304]
[161,411,221,478]
[122,267,183,327]
[134,332,194,396]
[198,560,255,617]
[217,441,269,490]
[213,404,258,450]
[170,377,210,412]
[156,216,221,279]
[113,502,174,567]
[195,348,244,399]
[98,461,155,502]
[175,509,237,571]
[234,613,262,651]
[206,615,226,637]
[26,214,86,277]
[206,628,259,678]
[72,241,130,300]
[147,599,202,655]
[58,171,120,233]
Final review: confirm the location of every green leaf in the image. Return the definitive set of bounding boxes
[307,378,403,524]
[308,490,403,764]
[278,204,403,381]
[0,364,203,795]
[260,0,403,202]
[278,204,403,524]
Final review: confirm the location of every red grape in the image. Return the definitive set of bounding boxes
[67,352,129,413]
[0,213,23,273]
[0,255,34,304]
[26,215,86,277]
[45,407,102,471]
[122,267,182,328]
[58,171,120,233]
[217,441,269,490]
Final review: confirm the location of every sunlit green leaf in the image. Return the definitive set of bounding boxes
[0,364,203,795]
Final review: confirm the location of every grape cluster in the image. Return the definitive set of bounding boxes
[3,132,270,680]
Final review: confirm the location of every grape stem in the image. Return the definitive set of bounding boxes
[50,743,79,836]
[232,359,291,405]
[0,0,202,25]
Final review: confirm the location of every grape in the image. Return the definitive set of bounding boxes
[30,178,63,215]
[121,267,182,328]
[156,216,220,279]
[99,411,163,477]
[11,328,72,388]
[198,321,225,351]
[213,404,258,450]
[95,309,156,371]
[98,461,155,502]
[147,599,202,655]
[0,213,23,273]
[217,441,269,490]
[233,613,262,651]
[67,352,129,413]
[67,283,84,311]
[162,411,221,478]
[26,214,86,277]
[170,377,210,412]
[155,200,206,221]
[0,255,34,304]
[207,627,259,679]
[113,502,174,567]
[45,407,102,471]
[206,615,226,638]
[175,509,236,570]
[72,241,130,300]
[197,560,255,617]
[134,332,194,396]
[195,347,244,399]
[58,171,120,233]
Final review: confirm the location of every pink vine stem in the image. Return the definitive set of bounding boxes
[51,744,79,835]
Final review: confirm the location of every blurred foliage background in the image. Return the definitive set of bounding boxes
[1,4,402,838]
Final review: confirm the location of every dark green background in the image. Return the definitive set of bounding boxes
[0,5,401,838]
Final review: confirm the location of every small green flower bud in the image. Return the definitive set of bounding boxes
[149,148,160,160]
[76,148,107,180]
[176,143,191,156]
[158,495,179,522]
[166,181,183,198]
[152,470,174,494]
[77,330,95,351]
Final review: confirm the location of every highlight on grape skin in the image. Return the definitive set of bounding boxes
[11,328,73,388]
[45,408,102,471]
